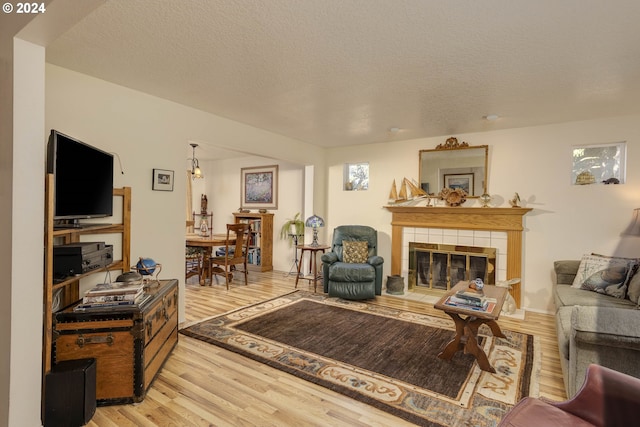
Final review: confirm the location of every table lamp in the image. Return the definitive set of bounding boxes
[305,214,325,247]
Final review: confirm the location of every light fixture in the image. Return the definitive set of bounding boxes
[305,214,325,247]
[484,114,500,121]
[623,208,640,236]
[190,143,203,180]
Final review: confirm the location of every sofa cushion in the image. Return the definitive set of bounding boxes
[555,284,637,310]
[342,240,368,263]
[571,254,636,299]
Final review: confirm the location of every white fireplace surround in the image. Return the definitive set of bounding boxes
[402,227,508,294]
[384,206,531,308]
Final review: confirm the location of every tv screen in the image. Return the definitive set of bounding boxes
[47,130,114,222]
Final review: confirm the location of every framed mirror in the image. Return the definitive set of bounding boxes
[419,138,488,197]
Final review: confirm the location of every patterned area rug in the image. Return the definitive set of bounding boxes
[180,291,540,426]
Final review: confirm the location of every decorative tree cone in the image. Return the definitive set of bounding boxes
[386,275,405,295]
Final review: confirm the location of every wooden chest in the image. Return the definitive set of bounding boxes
[53,279,179,405]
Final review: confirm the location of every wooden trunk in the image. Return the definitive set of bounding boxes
[53,279,178,405]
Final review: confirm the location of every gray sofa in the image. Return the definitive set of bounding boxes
[553,260,640,398]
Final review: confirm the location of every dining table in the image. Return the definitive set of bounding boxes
[186,233,236,285]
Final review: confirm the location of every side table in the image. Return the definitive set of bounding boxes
[434,281,508,373]
[295,244,330,292]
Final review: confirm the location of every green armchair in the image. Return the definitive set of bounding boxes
[321,225,384,300]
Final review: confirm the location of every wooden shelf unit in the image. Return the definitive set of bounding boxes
[233,212,273,272]
[44,174,132,375]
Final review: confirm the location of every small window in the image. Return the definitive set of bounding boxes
[572,142,626,185]
[343,162,369,191]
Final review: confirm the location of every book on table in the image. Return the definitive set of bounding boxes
[445,295,497,312]
[77,281,145,310]
[84,281,144,297]
[83,288,144,304]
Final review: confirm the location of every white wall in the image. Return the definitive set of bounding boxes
[326,115,640,313]
[3,38,46,427]
[46,68,638,315]
[45,64,326,318]
[200,157,306,273]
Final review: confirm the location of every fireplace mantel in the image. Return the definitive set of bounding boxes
[384,206,532,307]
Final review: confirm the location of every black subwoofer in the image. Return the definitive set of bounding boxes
[44,358,97,427]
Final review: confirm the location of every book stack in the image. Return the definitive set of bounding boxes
[75,281,145,310]
[445,290,497,312]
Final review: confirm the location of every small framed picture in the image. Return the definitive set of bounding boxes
[444,173,473,194]
[152,169,174,191]
[241,165,278,209]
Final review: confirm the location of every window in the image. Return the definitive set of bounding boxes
[343,162,369,191]
[571,142,626,185]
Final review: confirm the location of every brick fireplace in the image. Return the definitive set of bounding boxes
[384,206,531,308]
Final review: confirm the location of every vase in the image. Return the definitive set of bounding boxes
[386,275,405,295]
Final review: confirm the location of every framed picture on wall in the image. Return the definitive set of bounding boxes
[444,173,473,194]
[241,165,278,209]
[152,168,174,191]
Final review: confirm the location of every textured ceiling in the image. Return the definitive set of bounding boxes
[46,0,640,157]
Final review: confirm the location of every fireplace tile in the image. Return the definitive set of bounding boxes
[443,228,458,238]
[458,235,474,245]
[474,230,491,239]
[428,228,444,239]
[473,236,491,248]
[443,234,457,245]
[415,227,428,239]
[458,229,474,238]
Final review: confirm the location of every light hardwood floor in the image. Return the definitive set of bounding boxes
[87,271,566,427]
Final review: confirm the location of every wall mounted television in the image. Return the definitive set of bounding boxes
[47,129,114,227]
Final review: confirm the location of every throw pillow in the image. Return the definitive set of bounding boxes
[591,253,640,301]
[342,240,368,263]
[626,267,640,304]
[580,267,631,298]
[572,254,636,299]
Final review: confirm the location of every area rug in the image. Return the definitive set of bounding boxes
[180,291,540,427]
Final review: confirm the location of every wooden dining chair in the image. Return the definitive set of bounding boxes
[185,220,202,280]
[185,246,203,280]
[209,223,251,289]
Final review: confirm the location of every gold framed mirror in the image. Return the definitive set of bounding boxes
[419,138,488,198]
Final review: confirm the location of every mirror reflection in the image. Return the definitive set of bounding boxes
[419,143,488,197]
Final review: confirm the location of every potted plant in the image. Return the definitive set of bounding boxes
[280,212,305,246]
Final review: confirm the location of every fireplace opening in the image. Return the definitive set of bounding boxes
[409,243,496,292]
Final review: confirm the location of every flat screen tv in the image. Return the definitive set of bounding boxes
[47,130,114,225]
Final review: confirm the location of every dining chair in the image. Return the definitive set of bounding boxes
[185,220,202,280]
[185,246,203,280]
[209,223,250,289]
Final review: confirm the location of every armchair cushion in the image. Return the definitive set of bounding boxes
[342,240,368,263]
[328,262,376,282]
